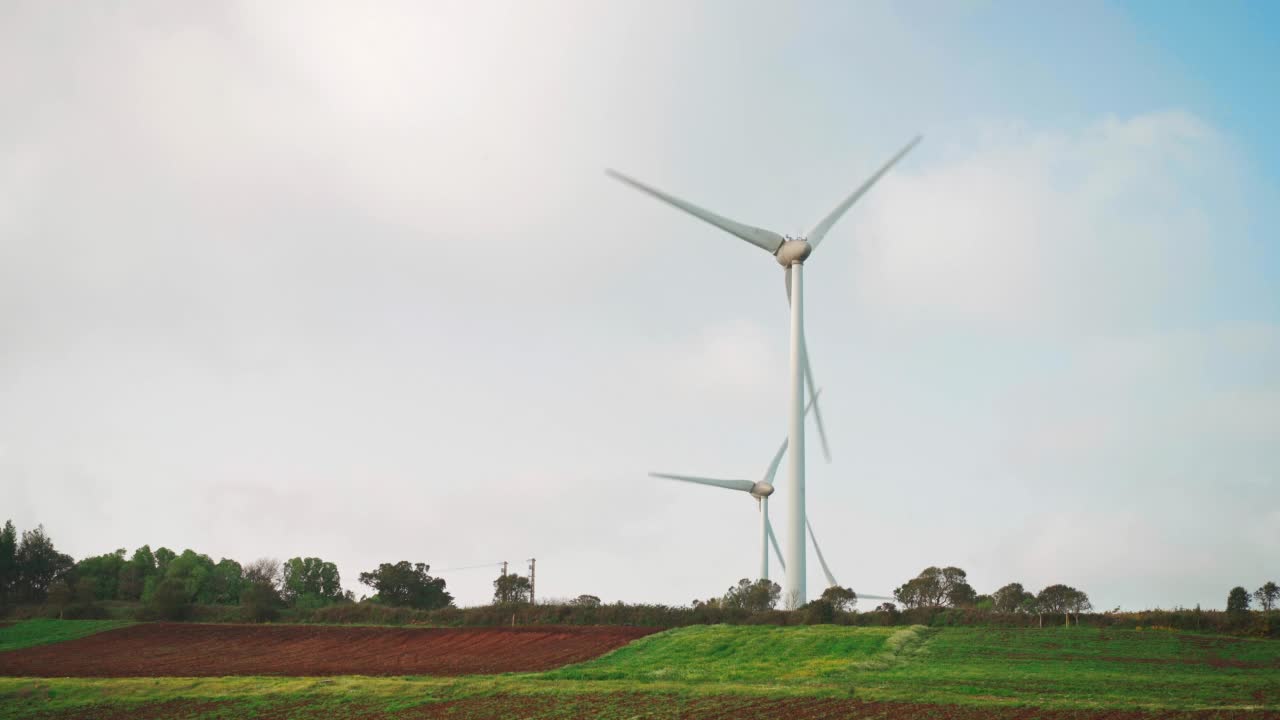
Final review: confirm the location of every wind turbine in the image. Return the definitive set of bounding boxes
[650,391,821,581]
[610,136,921,606]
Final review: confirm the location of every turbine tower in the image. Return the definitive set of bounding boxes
[609,136,920,606]
[650,391,821,581]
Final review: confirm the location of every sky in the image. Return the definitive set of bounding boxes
[2,0,1277,610]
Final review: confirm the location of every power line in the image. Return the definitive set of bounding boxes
[432,561,506,574]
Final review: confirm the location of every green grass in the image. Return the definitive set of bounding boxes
[0,619,131,652]
[1,623,1277,718]
[543,625,924,683]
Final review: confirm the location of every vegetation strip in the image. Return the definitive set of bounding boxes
[1,624,1277,717]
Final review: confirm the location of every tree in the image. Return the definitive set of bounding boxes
[874,602,897,613]
[569,594,602,608]
[281,557,343,607]
[894,566,974,609]
[1254,582,1279,613]
[153,547,176,577]
[147,577,194,621]
[992,583,1035,614]
[73,549,126,601]
[244,558,281,587]
[118,546,157,601]
[209,559,243,605]
[0,521,17,605]
[1066,589,1092,625]
[239,557,283,621]
[14,525,73,602]
[1227,586,1252,615]
[722,578,782,612]
[1020,594,1042,627]
[819,586,858,612]
[359,562,452,610]
[1036,584,1082,627]
[493,573,532,604]
[165,550,217,604]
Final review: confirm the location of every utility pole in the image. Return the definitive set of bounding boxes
[528,558,536,605]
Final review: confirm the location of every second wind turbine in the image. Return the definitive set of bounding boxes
[609,136,920,607]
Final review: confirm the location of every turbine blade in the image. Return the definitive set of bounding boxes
[806,135,922,251]
[762,388,822,485]
[766,514,786,572]
[649,472,754,493]
[856,594,896,601]
[801,331,832,463]
[606,170,785,254]
[807,518,839,588]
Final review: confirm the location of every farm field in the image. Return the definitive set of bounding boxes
[0,622,658,677]
[1,621,1278,719]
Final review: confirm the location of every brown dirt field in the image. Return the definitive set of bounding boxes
[14,695,1280,719]
[0,623,660,677]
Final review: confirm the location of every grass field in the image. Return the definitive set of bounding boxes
[0,619,132,653]
[0,620,1277,718]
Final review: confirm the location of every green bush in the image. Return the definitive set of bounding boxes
[143,578,193,621]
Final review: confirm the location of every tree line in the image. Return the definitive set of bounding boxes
[890,566,1092,627]
[0,521,454,620]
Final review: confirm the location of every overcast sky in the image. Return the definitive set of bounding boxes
[2,0,1277,610]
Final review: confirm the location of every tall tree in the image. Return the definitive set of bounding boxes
[0,520,17,604]
[992,582,1035,613]
[819,586,858,612]
[1227,586,1252,615]
[281,557,343,607]
[894,566,975,609]
[359,562,452,610]
[1254,582,1279,613]
[722,578,782,612]
[14,525,73,602]
[117,545,157,601]
[209,559,244,605]
[153,547,176,577]
[73,549,126,601]
[1036,584,1079,627]
[492,573,532,604]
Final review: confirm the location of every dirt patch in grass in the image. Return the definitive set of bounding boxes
[0,623,660,677]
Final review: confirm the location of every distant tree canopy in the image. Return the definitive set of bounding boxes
[1036,584,1091,626]
[282,557,344,608]
[992,582,1036,614]
[360,561,452,610]
[13,525,74,603]
[493,573,533,605]
[819,586,858,612]
[0,520,357,617]
[570,594,602,608]
[0,521,20,604]
[1255,582,1279,613]
[1227,586,1251,614]
[722,578,781,612]
[894,567,976,609]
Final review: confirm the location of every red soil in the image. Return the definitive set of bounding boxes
[0,623,659,677]
[12,695,1280,719]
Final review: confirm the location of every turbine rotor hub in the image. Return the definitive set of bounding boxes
[750,481,775,499]
[775,239,812,267]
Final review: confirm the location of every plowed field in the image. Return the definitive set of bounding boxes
[0,623,659,677]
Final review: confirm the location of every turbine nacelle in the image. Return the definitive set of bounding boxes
[774,239,812,267]
[750,481,775,499]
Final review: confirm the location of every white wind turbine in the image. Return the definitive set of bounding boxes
[610,136,920,606]
[650,391,822,582]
